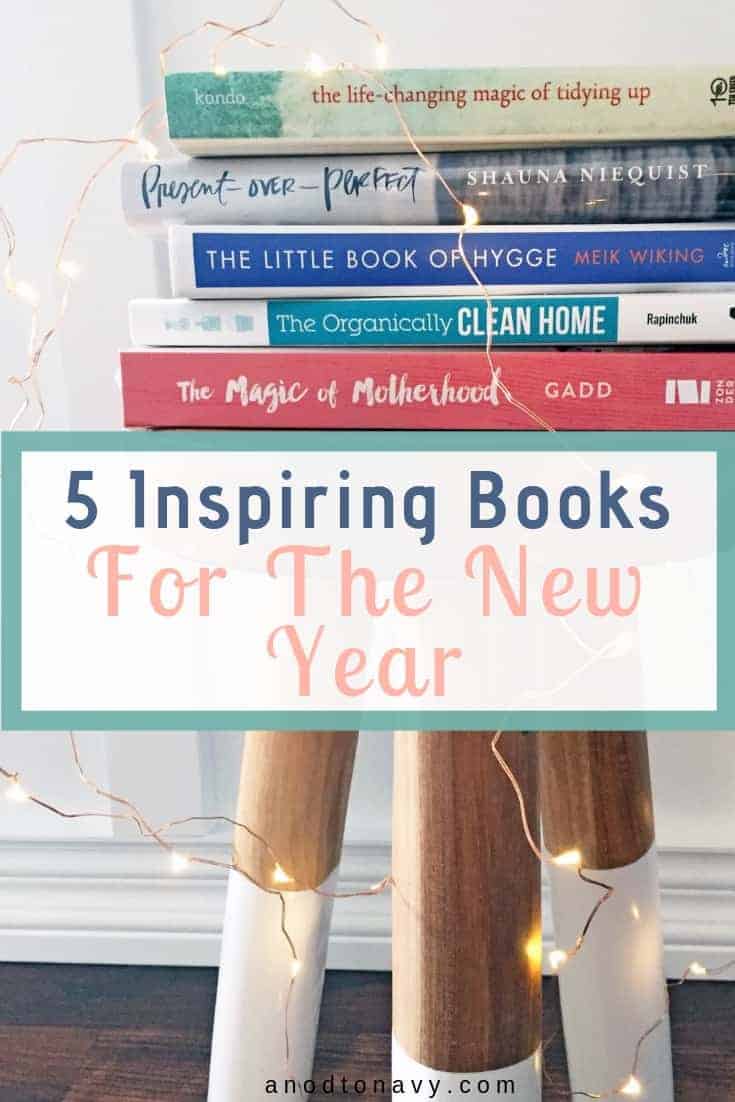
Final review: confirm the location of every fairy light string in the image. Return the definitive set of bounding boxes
[490,730,735,1099]
[492,729,645,1099]
[2,0,560,433]
[0,0,549,1074]
[2,730,733,1093]
[0,3,731,1096]
[0,107,161,429]
[0,736,392,1064]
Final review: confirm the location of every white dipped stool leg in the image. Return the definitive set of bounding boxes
[207,731,358,1102]
[541,731,674,1102]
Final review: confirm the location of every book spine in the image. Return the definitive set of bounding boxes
[169,224,735,299]
[120,348,735,430]
[121,142,735,234]
[129,293,735,348]
[164,66,735,154]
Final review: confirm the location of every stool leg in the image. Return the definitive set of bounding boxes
[540,731,674,1100]
[393,731,542,1099]
[207,731,358,1101]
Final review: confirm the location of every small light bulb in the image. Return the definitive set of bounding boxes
[630,903,641,921]
[291,958,302,977]
[213,63,228,78]
[305,52,328,77]
[549,949,568,972]
[375,41,388,68]
[170,851,190,873]
[619,1075,642,1097]
[525,932,543,970]
[58,259,82,281]
[137,138,159,162]
[461,203,480,227]
[273,862,294,885]
[5,778,29,803]
[552,848,582,868]
[608,631,635,658]
[689,961,708,977]
[14,281,39,306]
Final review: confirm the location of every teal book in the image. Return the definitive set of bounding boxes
[165,65,735,155]
[129,293,735,348]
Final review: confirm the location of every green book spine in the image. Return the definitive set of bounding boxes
[165,66,735,154]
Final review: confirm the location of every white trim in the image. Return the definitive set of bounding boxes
[0,841,732,975]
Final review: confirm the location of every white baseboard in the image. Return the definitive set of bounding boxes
[0,841,732,977]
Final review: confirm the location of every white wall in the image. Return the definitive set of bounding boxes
[0,0,156,430]
[0,0,733,967]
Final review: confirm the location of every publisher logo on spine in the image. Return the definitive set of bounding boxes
[717,241,735,269]
[710,75,735,106]
[665,379,711,405]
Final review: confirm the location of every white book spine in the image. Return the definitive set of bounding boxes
[121,156,440,234]
[617,292,735,342]
[130,299,271,347]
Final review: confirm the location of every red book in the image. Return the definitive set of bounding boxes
[120,347,735,430]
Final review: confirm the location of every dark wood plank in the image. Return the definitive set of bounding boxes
[312,971,392,1097]
[0,1027,97,1102]
[64,1031,211,1102]
[0,963,217,1031]
[0,966,731,1100]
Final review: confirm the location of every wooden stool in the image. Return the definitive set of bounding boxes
[207,730,674,1100]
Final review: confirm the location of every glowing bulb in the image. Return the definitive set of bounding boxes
[375,41,388,68]
[525,932,543,970]
[137,138,159,162]
[608,631,635,658]
[462,203,480,227]
[552,848,582,868]
[549,949,568,972]
[619,1075,642,1097]
[170,851,190,873]
[291,958,302,977]
[689,961,708,977]
[273,862,294,885]
[630,903,641,921]
[305,52,328,77]
[5,778,29,803]
[58,259,82,281]
[13,281,39,306]
[213,63,228,78]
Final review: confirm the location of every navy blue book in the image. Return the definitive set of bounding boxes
[169,223,735,298]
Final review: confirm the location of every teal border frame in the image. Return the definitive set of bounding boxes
[2,429,733,731]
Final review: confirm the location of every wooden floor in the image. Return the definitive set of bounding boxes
[0,964,731,1100]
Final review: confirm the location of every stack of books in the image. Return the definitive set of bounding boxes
[121,63,735,430]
